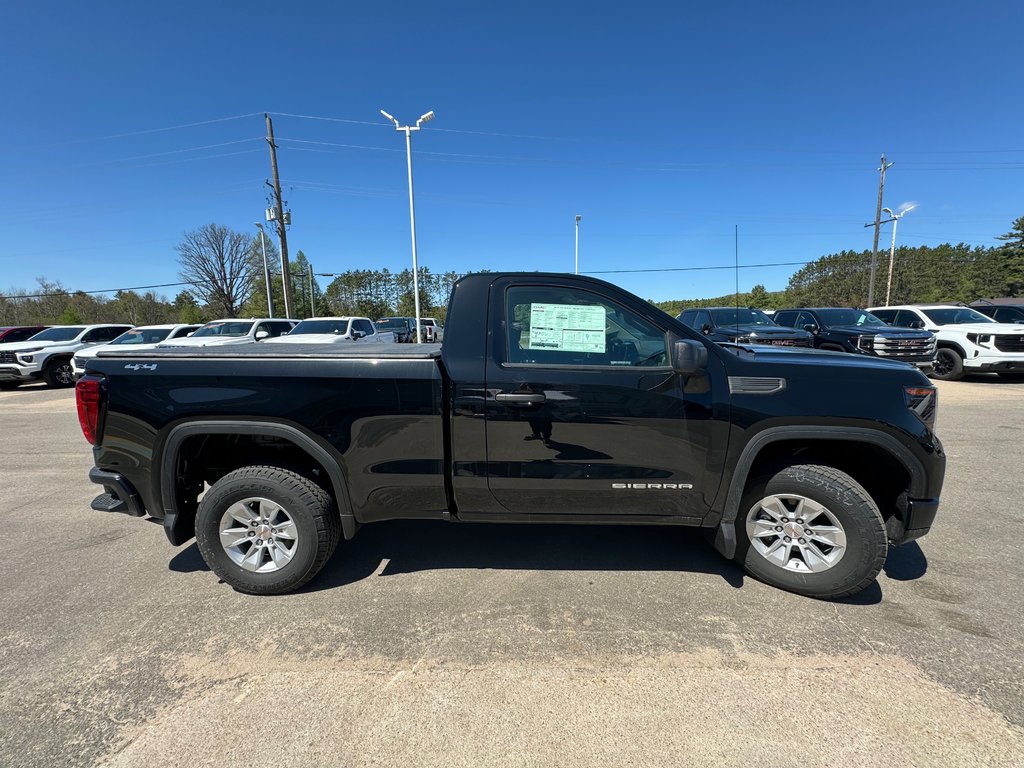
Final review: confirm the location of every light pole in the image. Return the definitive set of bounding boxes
[574,215,581,274]
[381,108,435,343]
[883,205,915,306]
[254,223,274,318]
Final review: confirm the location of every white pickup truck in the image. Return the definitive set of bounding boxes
[159,319,296,348]
[869,304,1024,381]
[0,324,132,388]
[72,324,200,378]
[263,317,396,345]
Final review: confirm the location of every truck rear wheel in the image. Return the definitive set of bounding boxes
[44,358,75,388]
[195,466,341,595]
[736,464,887,599]
[930,348,964,381]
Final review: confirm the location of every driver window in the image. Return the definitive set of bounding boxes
[505,286,667,367]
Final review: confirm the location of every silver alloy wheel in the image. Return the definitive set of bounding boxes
[218,497,299,573]
[745,493,847,573]
[54,363,75,385]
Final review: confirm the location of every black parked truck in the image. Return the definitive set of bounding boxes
[677,306,814,347]
[773,308,936,371]
[77,273,945,599]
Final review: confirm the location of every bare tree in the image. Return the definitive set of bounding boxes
[176,224,257,317]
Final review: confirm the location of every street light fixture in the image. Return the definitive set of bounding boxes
[882,205,915,306]
[254,223,274,317]
[575,215,582,274]
[380,108,435,343]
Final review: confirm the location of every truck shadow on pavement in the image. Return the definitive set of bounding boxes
[169,522,924,602]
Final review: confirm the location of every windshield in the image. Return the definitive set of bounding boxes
[110,328,173,345]
[191,321,255,338]
[815,309,888,327]
[27,326,84,342]
[375,319,408,331]
[709,308,775,326]
[922,307,994,325]
[288,320,351,335]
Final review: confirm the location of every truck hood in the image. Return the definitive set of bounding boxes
[0,339,77,353]
[159,336,254,347]
[263,334,352,344]
[830,325,932,339]
[934,323,1024,335]
[716,326,812,339]
[723,343,915,372]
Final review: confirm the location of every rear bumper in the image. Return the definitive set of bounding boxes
[887,497,940,545]
[89,467,146,517]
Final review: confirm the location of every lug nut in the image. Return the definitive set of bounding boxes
[784,536,792,542]
[775,525,783,532]
[805,529,813,536]
[248,531,255,537]
[781,517,789,523]
[798,538,806,544]
[796,519,804,525]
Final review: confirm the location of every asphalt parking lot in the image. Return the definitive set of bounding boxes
[1,376,1023,767]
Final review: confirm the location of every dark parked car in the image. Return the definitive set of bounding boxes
[0,326,48,344]
[677,307,813,347]
[375,317,418,343]
[970,302,1024,324]
[773,308,936,371]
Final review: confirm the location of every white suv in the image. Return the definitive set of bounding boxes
[159,319,295,347]
[868,304,1024,381]
[72,324,200,378]
[0,324,132,388]
[263,317,395,345]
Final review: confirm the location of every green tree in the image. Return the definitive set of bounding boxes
[996,215,1024,296]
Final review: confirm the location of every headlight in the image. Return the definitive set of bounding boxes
[18,355,34,363]
[966,333,992,344]
[858,335,874,349]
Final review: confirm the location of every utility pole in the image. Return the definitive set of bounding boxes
[265,114,293,318]
[308,263,316,317]
[575,215,581,274]
[865,153,894,307]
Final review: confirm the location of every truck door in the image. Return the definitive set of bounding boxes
[483,277,723,519]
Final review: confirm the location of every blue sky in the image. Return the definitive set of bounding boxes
[1,0,1021,304]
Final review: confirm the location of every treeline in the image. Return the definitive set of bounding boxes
[655,215,1024,313]
[0,267,466,327]
[4,217,1022,326]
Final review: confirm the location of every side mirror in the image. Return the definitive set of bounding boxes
[351,330,365,339]
[255,330,269,340]
[671,339,708,374]
[908,320,925,329]
[700,324,712,335]
[802,324,818,334]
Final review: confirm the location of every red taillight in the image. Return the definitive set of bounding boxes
[76,376,103,445]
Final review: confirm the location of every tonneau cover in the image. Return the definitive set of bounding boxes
[98,343,442,360]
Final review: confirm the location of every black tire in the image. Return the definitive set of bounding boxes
[195,465,341,595]
[43,357,75,388]
[997,372,1024,382]
[930,348,964,381]
[736,464,887,599]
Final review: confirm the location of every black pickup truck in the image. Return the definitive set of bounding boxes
[772,308,936,371]
[77,273,945,599]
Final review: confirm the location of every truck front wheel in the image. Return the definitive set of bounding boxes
[930,348,964,381]
[737,464,887,599]
[195,465,341,595]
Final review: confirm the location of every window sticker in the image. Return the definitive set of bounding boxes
[528,303,606,352]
